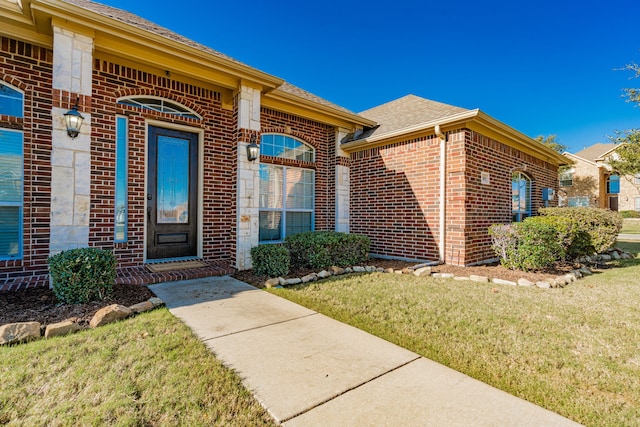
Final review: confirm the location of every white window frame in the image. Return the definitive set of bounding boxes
[117,96,201,120]
[512,171,532,222]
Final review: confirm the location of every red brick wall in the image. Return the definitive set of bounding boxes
[350,128,559,266]
[260,108,336,231]
[0,37,53,285]
[91,58,237,266]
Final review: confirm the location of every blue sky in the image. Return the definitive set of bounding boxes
[99,0,640,154]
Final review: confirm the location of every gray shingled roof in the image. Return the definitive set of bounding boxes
[573,143,617,162]
[60,0,360,117]
[358,94,470,137]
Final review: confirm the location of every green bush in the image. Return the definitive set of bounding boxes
[250,244,290,277]
[285,231,370,269]
[620,210,640,218]
[540,207,622,254]
[48,247,117,304]
[489,217,571,271]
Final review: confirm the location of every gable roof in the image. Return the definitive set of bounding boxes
[359,94,470,137]
[342,94,568,167]
[573,143,617,162]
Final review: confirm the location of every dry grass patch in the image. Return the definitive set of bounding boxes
[270,243,640,427]
[0,309,275,427]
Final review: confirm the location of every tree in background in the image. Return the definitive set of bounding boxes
[608,62,640,177]
[535,134,567,153]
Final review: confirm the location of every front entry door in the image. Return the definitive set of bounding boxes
[147,126,198,260]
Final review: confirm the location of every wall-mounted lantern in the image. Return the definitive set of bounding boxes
[64,100,84,138]
[246,134,259,162]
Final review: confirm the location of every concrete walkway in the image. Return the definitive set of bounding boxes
[152,277,581,426]
[618,233,640,241]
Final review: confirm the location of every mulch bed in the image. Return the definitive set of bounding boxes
[233,258,570,288]
[0,284,156,328]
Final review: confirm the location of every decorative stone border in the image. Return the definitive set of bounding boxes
[264,248,635,291]
[0,297,165,346]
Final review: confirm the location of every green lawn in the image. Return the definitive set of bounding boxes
[0,309,275,427]
[621,218,640,234]
[270,242,640,427]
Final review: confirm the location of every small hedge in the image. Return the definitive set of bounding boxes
[489,219,565,271]
[539,207,622,254]
[48,247,117,304]
[285,231,370,269]
[250,244,290,278]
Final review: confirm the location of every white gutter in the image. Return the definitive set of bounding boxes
[435,124,446,263]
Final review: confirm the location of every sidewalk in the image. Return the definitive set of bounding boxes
[152,276,582,426]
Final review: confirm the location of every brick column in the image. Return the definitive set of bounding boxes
[236,84,261,270]
[335,128,350,233]
[49,25,93,254]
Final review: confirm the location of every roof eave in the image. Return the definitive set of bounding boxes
[264,89,377,128]
[31,0,284,90]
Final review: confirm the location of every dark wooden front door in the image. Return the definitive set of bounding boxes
[147,126,198,260]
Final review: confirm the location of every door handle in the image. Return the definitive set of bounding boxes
[147,206,152,220]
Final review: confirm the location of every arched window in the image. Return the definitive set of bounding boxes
[606,174,620,194]
[512,171,531,222]
[0,81,24,259]
[117,96,201,119]
[258,134,315,242]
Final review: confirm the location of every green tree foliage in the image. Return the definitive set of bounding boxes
[609,62,640,176]
[534,134,567,153]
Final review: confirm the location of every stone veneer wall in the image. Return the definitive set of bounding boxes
[349,128,560,266]
[0,37,53,283]
[91,58,236,267]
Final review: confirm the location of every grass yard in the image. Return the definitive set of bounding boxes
[621,218,640,234]
[0,309,275,427]
[270,241,640,427]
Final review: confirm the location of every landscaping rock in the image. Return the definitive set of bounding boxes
[401,268,412,274]
[353,266,366,272]
[536,281,551,289]
[278,277,286,286]
[385,268,394,274]
[470,275,489,283]
[517,278,534,287]
[554,276,567,287]
[413,266,432,277]
[611,251,621,260]
[563,274,577,283]
[89,304,132,328]
[344,267,353,273]
[491,278,517,286]
[600,254,612,261]
[432,273,454,279]
[129,300,155,314]
[579,267,593,276]
[394,269,403,274]
[454,276,470,281]
[364,266,376,272]
[285,278,302,286]
[301,273,317,283]
[44,320,81,338]
[621,252,633,259]
[376,267,385,272]
[264,278,280,288]
[317,270,331,279]
[330,266,346,275]
[148,297,164,308]
[0,322,41,345]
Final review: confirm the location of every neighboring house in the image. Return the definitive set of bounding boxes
[0,0,566,288]
[561,143,640,211]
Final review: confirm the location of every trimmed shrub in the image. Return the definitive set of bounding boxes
[285,231,370,269]
[250,244,290,278]
[620,210,640,218]
[540,207,622,254]
[48,248,117,304]
[489,217,571,270]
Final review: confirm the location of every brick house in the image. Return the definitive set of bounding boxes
[560,143,640,211]
[0,0,566,289]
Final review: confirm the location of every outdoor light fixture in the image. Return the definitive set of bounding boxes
[64,99,85,139]
[246,134,259,162]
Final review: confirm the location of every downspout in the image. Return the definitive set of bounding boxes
[435,124,447,263]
